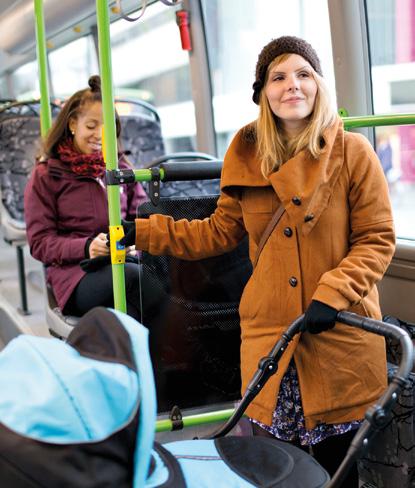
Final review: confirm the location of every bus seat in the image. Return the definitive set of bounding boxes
[119,112,165,168]
[145,152,221,198]
[0,115,41,314]
[42,267,79,339]
[359,316,415,487]
[137,195,252,413]
[359,365,415,488]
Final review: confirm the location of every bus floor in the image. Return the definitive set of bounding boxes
[0,228,49,344]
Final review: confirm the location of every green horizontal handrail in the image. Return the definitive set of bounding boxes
[343,113,415,129]
[131,114,415,185]
[156,408,235,433]
[134,168,165,182]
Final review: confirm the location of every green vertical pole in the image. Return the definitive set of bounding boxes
[34,0,52,136]
[96,0,127,313]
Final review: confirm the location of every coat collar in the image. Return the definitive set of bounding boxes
[221,117,345,236]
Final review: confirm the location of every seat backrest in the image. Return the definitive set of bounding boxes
[0,116,41,221]
[359,364,415,488]
[137,196,252,413]
[145,153,221,198]
[158,177,220,199]
[0,100,61,121]
[119,114,165,168]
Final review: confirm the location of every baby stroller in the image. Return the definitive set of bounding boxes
[0,307,412,487]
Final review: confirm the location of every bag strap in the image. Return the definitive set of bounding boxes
[253,204,285,268]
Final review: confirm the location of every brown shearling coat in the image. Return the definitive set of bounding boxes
[135,117,395,429]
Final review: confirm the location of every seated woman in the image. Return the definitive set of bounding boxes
[24,75,147,321]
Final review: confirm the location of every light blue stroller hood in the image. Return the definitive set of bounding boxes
[0,308,157,488]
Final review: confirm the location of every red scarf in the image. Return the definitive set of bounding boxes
[57,139,106,178]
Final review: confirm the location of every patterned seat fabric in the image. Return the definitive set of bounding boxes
[159,178,220,199]
[359,318,415,487]
[119,114,165,168]
[0,116,40,221]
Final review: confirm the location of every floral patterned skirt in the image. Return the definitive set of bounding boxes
[251,361,362,446]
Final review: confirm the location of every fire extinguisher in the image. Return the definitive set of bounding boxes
[176,9,192,51]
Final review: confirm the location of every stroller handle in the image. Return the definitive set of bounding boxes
[337,310,413,384]
[327,311,414,487]
[209,311,414,449]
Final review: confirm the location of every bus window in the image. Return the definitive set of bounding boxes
[11,61,39,100]
[0,77,8,99]
[110,2,195,154]
[202,0,336,157]
[366,0,415,240]
[49,36,99,99]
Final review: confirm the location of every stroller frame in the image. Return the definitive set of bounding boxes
[205,311,413,487]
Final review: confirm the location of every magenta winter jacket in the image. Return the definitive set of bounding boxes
[24,157,147,310]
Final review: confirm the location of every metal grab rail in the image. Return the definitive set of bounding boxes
[125,113,415,187]
[343,112,415,129]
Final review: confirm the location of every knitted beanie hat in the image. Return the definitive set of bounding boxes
[252,36,322,104]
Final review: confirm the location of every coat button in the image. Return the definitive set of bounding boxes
[284,227,293,237]
[289,277,298,287]
[292,196,302,206]
[304,214,314,222]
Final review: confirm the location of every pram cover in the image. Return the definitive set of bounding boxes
[0,307,329,487]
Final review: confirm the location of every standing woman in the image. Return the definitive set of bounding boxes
[120,37,395,485]
[25,75,147,321]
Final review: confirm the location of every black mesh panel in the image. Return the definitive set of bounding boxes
[137,196,252,412]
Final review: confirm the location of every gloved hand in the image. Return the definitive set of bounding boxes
[106,220,136,249]
[118,219,136,247]
[302,300,338,334]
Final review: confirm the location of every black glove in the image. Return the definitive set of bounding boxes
[106,220,136,248]
[302,300,338,334]
[119,219,136,247]
[80,255,111,272]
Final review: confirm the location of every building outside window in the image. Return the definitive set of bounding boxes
[49,36,99,100]
[366,0,415,240]
[110,2,195,154]
[10,61,39,99]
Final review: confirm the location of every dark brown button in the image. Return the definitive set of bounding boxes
[304,214,314,222]
[284,227,293,237]
[292,196,302,206]
[289,277,298,287]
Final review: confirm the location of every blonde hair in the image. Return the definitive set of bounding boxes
[256,54,337,178]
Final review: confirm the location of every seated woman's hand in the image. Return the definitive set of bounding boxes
[125,245,137,256]
[89,233,110,258]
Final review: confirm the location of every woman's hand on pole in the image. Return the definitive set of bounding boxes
[119,220,136,247]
